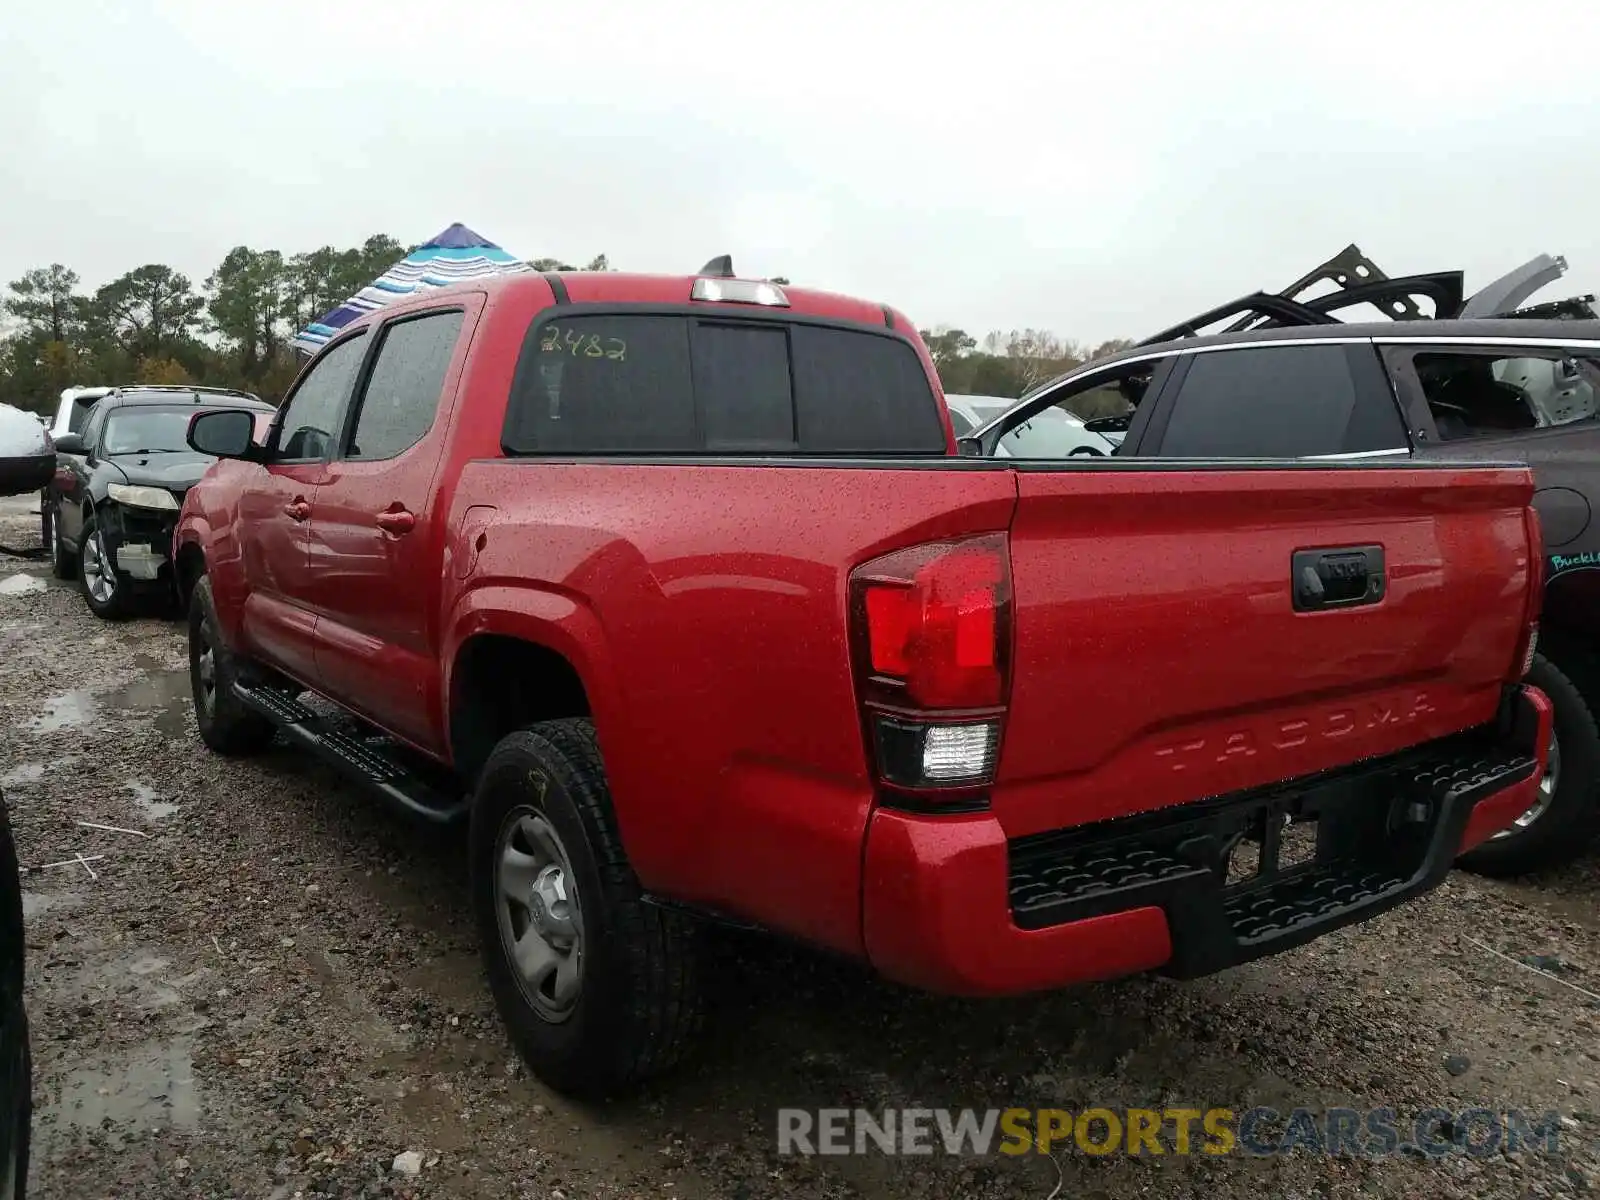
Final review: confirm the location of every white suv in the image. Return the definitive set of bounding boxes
[49,386,114,439]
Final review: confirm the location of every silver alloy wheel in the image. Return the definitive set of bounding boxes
[494,807,583,1022]
[82,528,115,604]
[1495,733,1560,839]
[196,637,217,718]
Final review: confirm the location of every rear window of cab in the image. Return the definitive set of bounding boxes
[502,312,947,455]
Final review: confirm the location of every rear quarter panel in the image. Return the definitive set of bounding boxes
[441,460,1016,954]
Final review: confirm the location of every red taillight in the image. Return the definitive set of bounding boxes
[856,535,1009,710]
[1514,506,1545,679]
[851,534,1012,795]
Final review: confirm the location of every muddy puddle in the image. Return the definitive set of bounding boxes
[21,890,84,920]
[102,667,190,738]
[28,689,98,734]
[27,667,190,739]
[0,760,47,786]
[124,779,178,821]
[44,1037,201,1140]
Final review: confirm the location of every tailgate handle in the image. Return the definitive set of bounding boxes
[1292,545,1385,612]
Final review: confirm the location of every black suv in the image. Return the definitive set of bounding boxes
[47,386,274,619]
[965,246,1600,875]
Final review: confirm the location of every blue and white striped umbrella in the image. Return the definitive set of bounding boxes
[289,223,526,354]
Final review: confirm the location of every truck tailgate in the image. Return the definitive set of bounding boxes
[998,463,1536,840]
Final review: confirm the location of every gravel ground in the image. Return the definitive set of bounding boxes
[1,493,1597,1200]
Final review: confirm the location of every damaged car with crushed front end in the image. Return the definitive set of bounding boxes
[46,385,274,618]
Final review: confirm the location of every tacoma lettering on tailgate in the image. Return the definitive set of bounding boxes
[1154,691,1438,772]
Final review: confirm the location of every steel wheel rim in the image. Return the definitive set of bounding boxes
[82,529,115,603]
[494,805,583,1022]
[1495,733,1560,839]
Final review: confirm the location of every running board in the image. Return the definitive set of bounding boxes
[232,682,470,824]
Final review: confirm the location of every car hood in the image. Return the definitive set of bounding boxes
[103,452,213,489]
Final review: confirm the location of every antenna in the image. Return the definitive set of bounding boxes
[698,255,735,278]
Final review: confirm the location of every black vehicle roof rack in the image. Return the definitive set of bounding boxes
[108,384,263,403]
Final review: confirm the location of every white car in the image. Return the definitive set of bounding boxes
[50,386,114,440]
[944,393,1118,457]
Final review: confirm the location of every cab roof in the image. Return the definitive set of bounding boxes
[361,268,911,336]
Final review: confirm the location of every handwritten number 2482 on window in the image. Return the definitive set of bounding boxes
[540,327,626,361]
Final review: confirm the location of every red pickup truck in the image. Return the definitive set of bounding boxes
[174,265,1551,1098]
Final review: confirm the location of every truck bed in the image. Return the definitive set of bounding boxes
[443,454,1540,965]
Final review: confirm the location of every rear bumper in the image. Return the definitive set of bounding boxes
[862,684,1550,996]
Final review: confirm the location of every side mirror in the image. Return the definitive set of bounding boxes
[188,409,259,460]
[53,433,86,456]
[1082,416,1130,435]
[956,436,985,458]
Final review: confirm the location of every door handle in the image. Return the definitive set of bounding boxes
[1292,545,1386,612]
[284,498,311,522]
[376,507,416,535]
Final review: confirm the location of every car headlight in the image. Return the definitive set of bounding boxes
[107,484,180,511]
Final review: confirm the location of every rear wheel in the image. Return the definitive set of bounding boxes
[188,575,275,757]
[471,720,703,1098]
[1459,652,1600,876]
[77,516,130,620]
[49,506,74,581]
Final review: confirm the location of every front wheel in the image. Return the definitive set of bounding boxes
[471,720,703,1098]
[1458,652,1600,876]
[77,516,130,620]
[188,576,275,757]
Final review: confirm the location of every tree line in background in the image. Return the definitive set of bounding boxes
[0,238,611,414]
[920,328,1135,413]
[0,237,1129,414]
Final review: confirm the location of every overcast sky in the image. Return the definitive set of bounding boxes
[4,0,1598,345]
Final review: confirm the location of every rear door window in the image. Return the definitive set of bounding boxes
[1153,344,1407,458]
[1405,348,1600,440]
[345,310,464,461]
[503,313,944,455]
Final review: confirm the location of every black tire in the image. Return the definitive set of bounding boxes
[1459,652,1600,876]
[6,1022,29,1200]
[1,794,30,1200]
[188,575,275,757]
[48,505,74,581]
[471,720,703,1098]
[76,515,130,620]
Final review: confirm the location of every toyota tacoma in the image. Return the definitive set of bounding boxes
[173,260,1551,1097]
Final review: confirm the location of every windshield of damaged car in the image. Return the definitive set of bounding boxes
[101,407,200,455]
